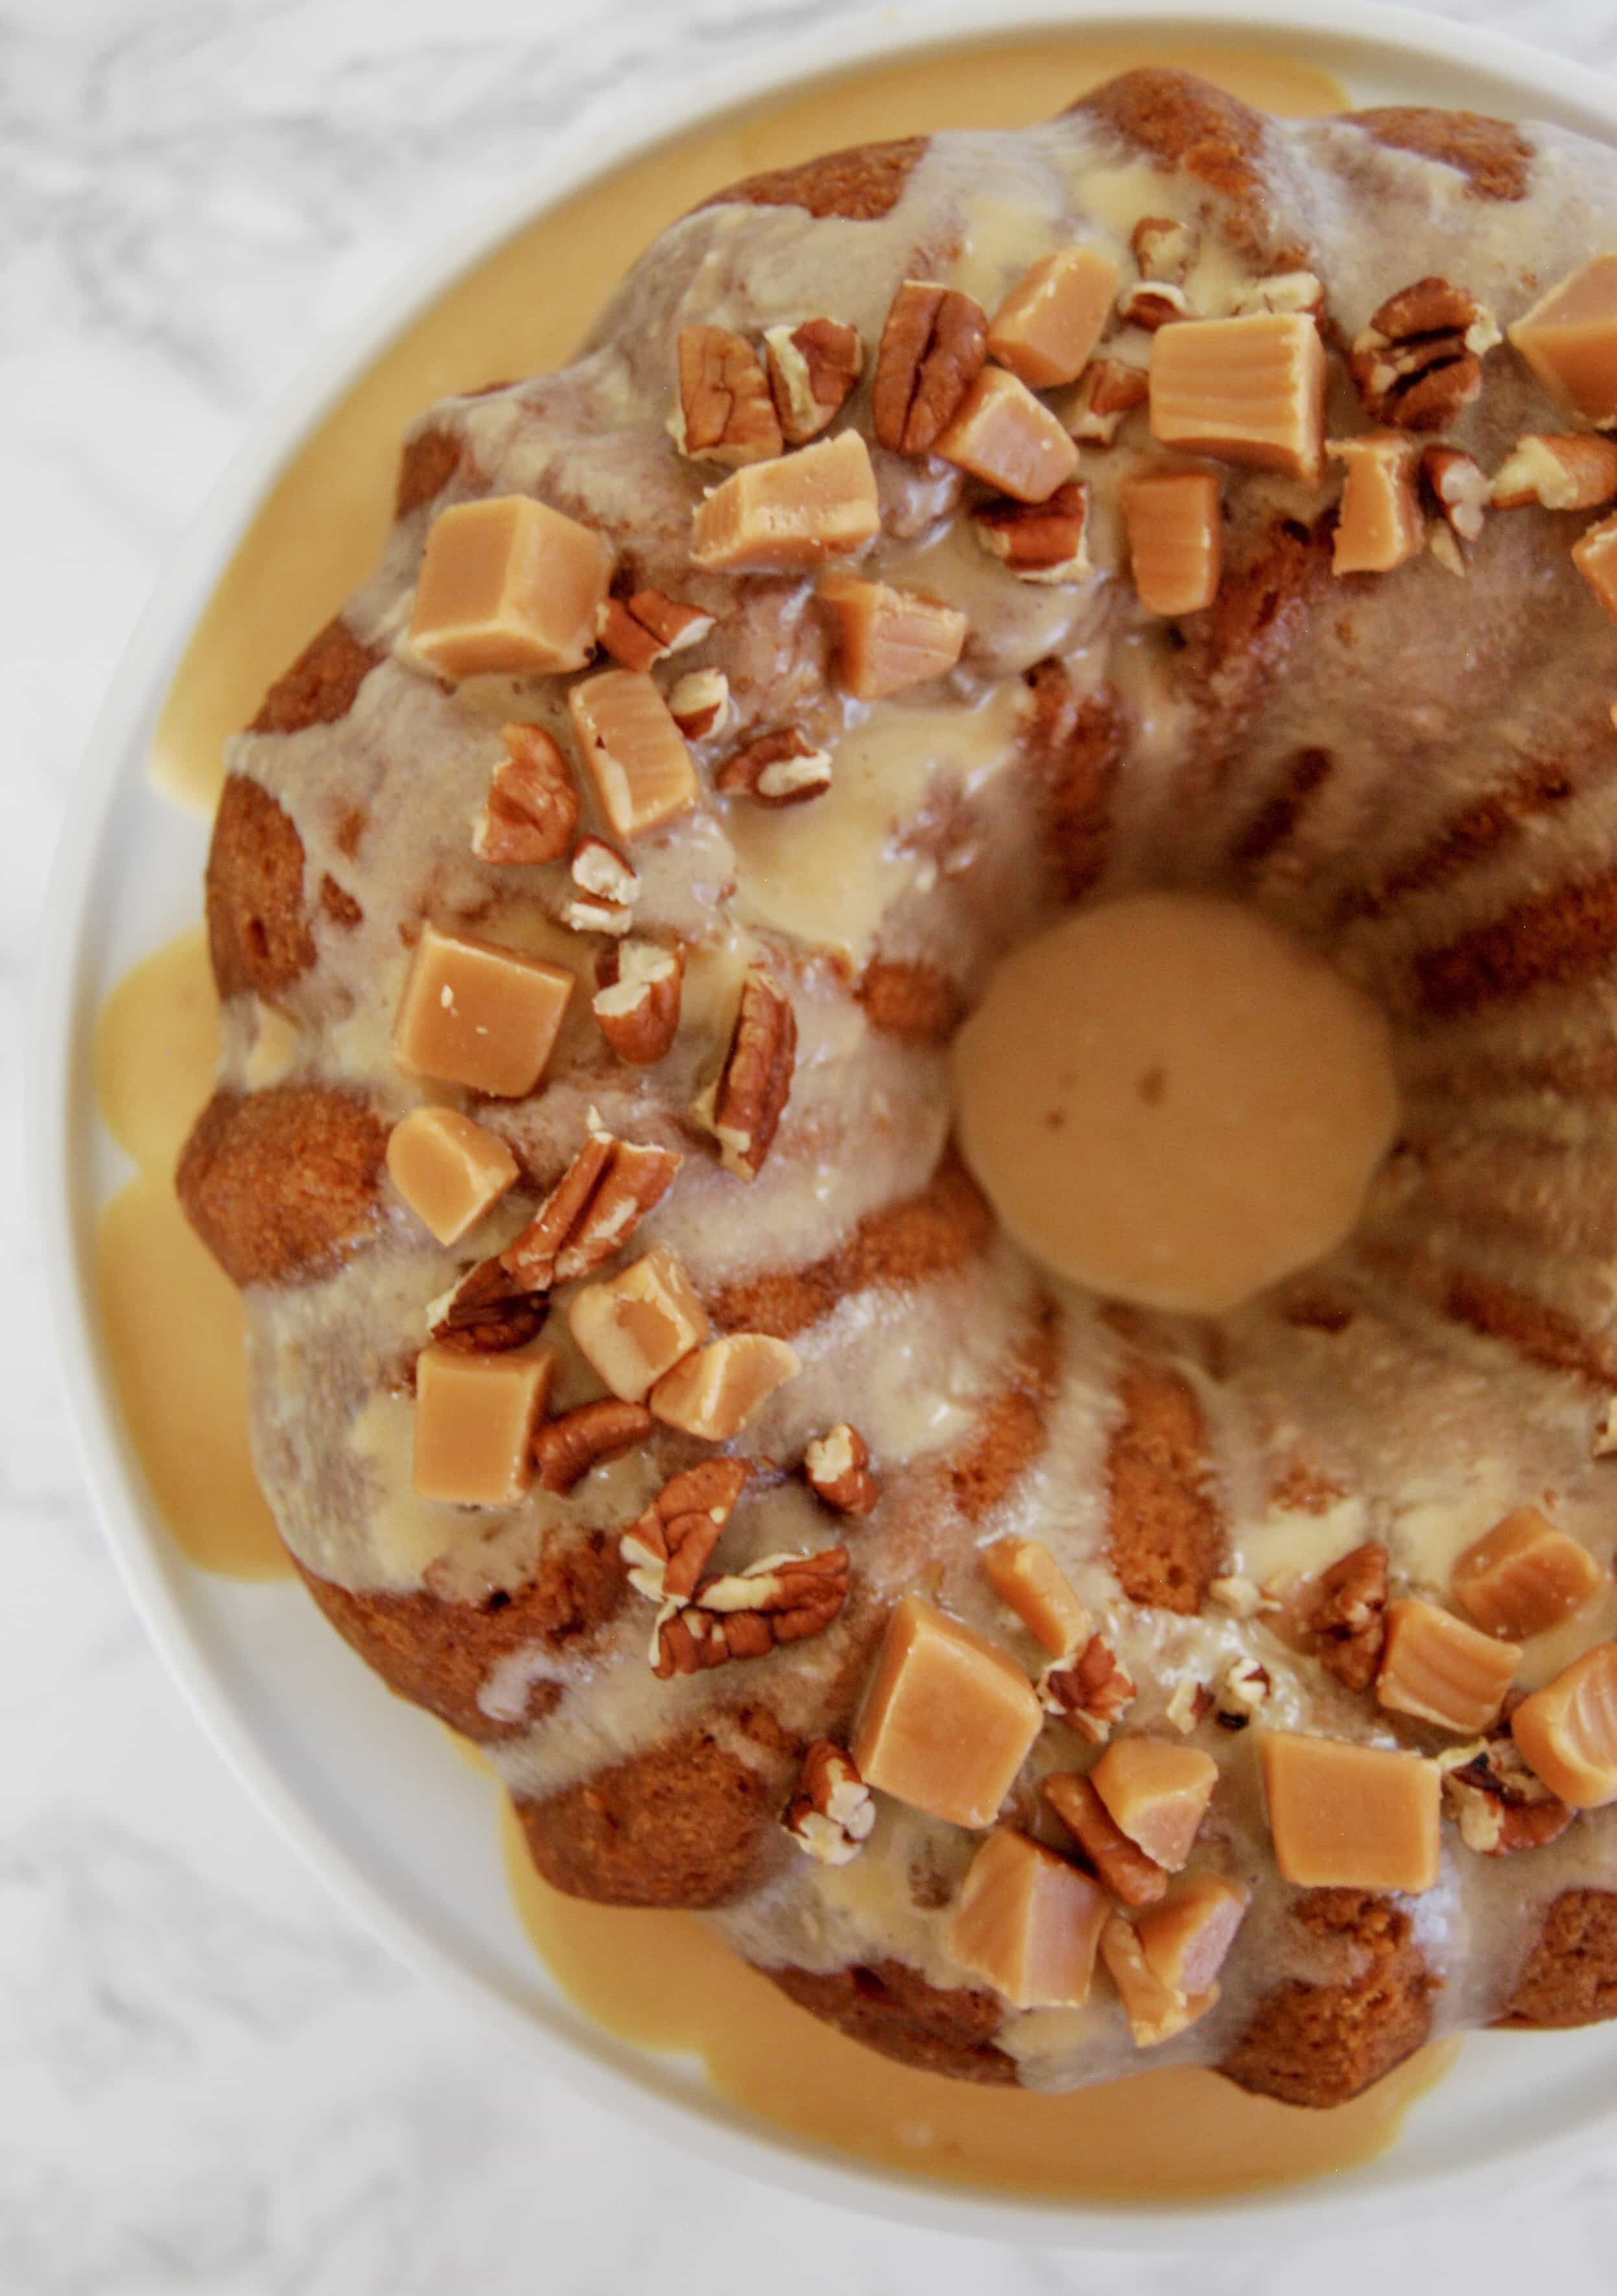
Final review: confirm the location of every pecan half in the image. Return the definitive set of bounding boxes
[764,318,864,445]
[593,940,685,1065]
[1065,355,1148,445]
[531,1398,654,1493]
[692,968,796,1180]
[783,1739,875,1864]
[672,325,783,465]
[473,724,580,865]
[971,480,1090,580]
[801,1423,876,1516]
[1349,278,1500,430]
[427,1257,547,1353]
[652,1546,850,1676]
[871,279,987,455]
[502,1126,681,1291]
[596,588,714,673]
[1310,1539,1389,1691]
[1039,1631,1135,1741]
[715,726,833,807]
[619,1457,751,1602]
[1043,1771,1167,1906]
[1440,1734,1576,1856]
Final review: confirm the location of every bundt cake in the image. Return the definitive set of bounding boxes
[178,65,1617,2107]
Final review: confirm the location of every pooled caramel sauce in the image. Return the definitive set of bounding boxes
[149,35,1346,814]
[953,894,1400,1314]
[98,31,1470,2204]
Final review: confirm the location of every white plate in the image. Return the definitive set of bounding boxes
[34,0,1617,2247]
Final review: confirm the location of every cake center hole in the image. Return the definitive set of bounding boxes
[952,892,1400,1316]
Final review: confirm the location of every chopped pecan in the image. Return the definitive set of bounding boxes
[596,588,715,673]
[801,1423,877,1516]
[871,279,988,455]
[692,968,796,1180]
[1439,1734,1576,1856]
[571,835,640,908]
[427,1257,547,1353]
[672,325,783,464]
[1065,355,1148,444]
[1310,1539,1389,1691]
[1422,444,1490,542]
[1164,1677,1214,1734]
[1491,431,1617,512]
[716,726,833,806]
[502,1125,680,1291]
[531,1397,654,1493]
[1229,270,1325,325]
[652,1546,849,1676]
[1117,279,1193,331]
[971,480,1090,580]
[783,1738,875,1864]
[1349,278,1500,430]
[1212,1655,1271,1730]
[1131,215,1196,285]
[667,668,731,740]
[473,724,580,865]
[1042,1771,1168,1907]
[593,940,685,1064]
[619,1457,750,1602]
[764,318,864,445]
[1040,1631,1135,1741]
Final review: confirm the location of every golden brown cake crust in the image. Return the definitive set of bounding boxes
[296,1535,628,1741]
[1024,659,1124,901]
[709,136,928,223]
[1065,68,1271,250]
[177,1084,386,1288]
[1499,1889,1617,2026]
[248,615,379,737]
[1343,105,1533,200]
[205,773,317,1004]
[395,425,465,519]
[1220,1889,1437,2107]
[1106,1362,1225,1614]
[770,1959,1018,2083]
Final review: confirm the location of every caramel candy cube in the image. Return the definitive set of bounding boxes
[1508,255,1617,425]
[392,923,574,1098]
[987,245,1120,390]
[690,429,880,573]
[1513,1642,1617,1806]
[386,1106,518,1244]
[1260,1733,1440,1892]
[1329,431,1424,576]
[649,1332,800,1438]
[818,574,967,700]
[1120,469,1222,614]
[412,1342,556,1506]
[1137,1873,1248,1998]
[408,495,612,680]
[1150,313,1326,482]
[936,366,1080,504]
[1376,1598,1520,1734]
[981,1537,1089,1657]
[1100,1913,1218,2048]
[1452,1509,1603,1641]
[567,1244,709,1402]
[950,1829,1109,2009]
[1091,1738,1217,1871]
[851,1594,1043,1829]
[567,669,698,843]
[1574,511,1617,628]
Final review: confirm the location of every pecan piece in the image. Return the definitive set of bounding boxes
[619,1457,750,1602]
[871,279,987,455]
[1212,1655,1271,1730]
[652,1546,850,1676]
[596,588,714,673]
[1039,1631,1135,1741]
[715,726,833,807]
[473,724,579,865]
[1439,1734,1576,1856]
[1117,279,1193,331]
[571,835,640,908]
[971,480,1090,581]
[1310,1539,1389,1691]
[1349,278,1500,430]
[1065,355,1148,445]
[1131,215,1197,285]
[592,940,685,1065]
[801,1423,877,1516]
[667,668,731,741]
[783,1739,875,1864]
[1043,1771,1168,1907]
[764,318,864,445]
[692,968,796,1180]
[672,325,783,465]
[427,1257,547,1353]
[502,1125,680,1291]
[1229,270,1326,325]
[1422,444,1490,542]
[531,1398,654,1493]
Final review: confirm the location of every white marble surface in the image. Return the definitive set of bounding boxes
[13,0,1617,2285]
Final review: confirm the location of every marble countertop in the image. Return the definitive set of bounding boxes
[12,1,1617,2286]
